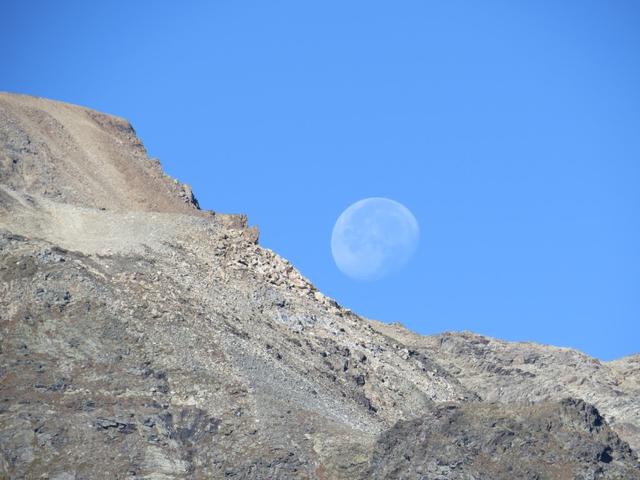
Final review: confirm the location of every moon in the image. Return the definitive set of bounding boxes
[331,197,420,281]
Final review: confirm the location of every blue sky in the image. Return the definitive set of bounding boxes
[2,1,638,360]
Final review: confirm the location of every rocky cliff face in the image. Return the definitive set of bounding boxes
[1,93,638,479]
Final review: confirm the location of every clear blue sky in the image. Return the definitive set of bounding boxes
[3,1,638,360]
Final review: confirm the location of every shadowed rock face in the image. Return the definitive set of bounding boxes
[0,93,638,479]
[369,399,639,480]
[369,322,640,454]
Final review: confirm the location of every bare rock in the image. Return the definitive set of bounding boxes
[1,93,638,478]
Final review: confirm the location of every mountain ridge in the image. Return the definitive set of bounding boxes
[1,92,638,479]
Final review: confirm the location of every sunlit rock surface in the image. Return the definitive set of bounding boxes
[1,93,638,479]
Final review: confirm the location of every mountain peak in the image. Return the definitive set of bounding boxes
[0,92,202,214]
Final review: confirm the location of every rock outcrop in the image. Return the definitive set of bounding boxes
[369,322,640,454]
[369,399,639,479]
[1,93,638,479]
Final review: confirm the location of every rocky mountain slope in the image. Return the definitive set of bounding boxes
[1,93,638,479]
[370,322,640,454]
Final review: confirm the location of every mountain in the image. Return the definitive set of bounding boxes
[1,92,638,479]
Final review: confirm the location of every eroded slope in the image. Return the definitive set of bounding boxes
[1,93,638,479]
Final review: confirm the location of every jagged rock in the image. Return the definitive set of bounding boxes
[0,93,638,478]
[369,399,640,479]
[370,322,640,454]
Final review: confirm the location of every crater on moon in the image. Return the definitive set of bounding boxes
[331,197,420,281]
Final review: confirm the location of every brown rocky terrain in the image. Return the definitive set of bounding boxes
[370,322,640,455]
[1,92,638,479]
